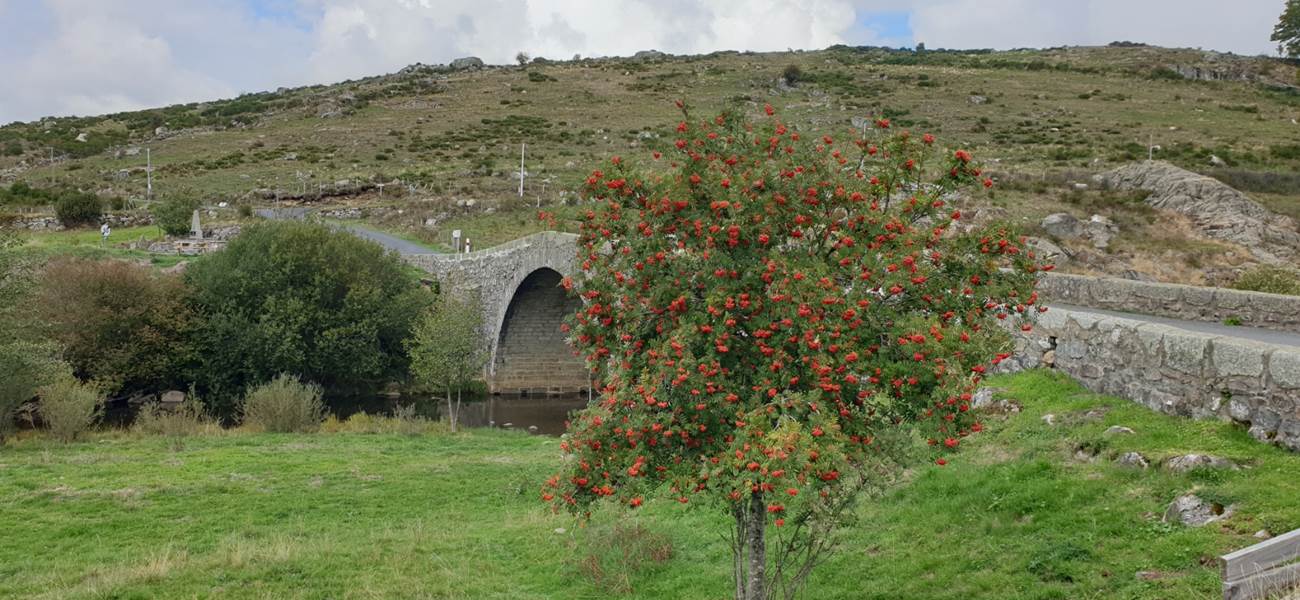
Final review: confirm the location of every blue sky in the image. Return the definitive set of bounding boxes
[0,0,1284,123]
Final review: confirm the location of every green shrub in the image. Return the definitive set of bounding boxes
[782,64,803,85]
[1232,267,1300,296]
[151,195,202,236]
[35,258,195,396]
[38,376,103,442]
[241,374,326,433]
[53,192,102,227]
[133,389,211,438]
[186,221,431,417]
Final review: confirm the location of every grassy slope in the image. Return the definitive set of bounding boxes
[2,370,1296,599]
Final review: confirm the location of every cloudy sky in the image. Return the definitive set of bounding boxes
[0,0,1285,123]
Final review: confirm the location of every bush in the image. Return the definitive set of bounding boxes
[133,388,211,438]
[151,195,202,236]
[186,221,431,417]
[35,259,195,397]
[319,405,443,435]
[241,374,326,433]
[39,376,103,442]
[781,64,803,85]
[1232,267,1300,296]
[54,192,102,227]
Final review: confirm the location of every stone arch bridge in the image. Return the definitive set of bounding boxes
[393,228,1300,451]
[403,231,587,395]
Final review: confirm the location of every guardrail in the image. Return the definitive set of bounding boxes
[1221,528,1300,600]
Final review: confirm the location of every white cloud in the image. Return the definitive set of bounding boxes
[0,0,1285,123]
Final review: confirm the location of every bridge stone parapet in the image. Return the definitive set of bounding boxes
[403,231,587,394]
[1005,307,1300,451]
[1038,273,1300,333]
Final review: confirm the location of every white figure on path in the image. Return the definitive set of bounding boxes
[100,222,111,247]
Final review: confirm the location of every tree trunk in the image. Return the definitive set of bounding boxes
[732,493,767,600]
[455,388,462,432]
[446,385,456,432]
[746,492,767,600]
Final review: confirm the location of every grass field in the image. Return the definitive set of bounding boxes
[2,370,1296,599]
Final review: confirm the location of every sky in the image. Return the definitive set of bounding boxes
[0,0,1286,124]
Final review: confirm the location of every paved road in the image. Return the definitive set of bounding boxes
[341,223,438,255]
[1054,304,1300,348]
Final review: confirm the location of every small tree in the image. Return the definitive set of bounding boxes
[1275,0,1300,57]
[39,376,104,442]
[781,64,803,86]
[543,103,1044,599]
[53,191,102,227]
[35,258,195,397]
[407,292,489,431]
[151,194,202,237]
[516,51,531,66]
[0,231,69,444]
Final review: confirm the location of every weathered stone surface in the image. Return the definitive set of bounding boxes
[1041,213,1082,238]
[1095,161,1300,264]
[1212,340,1267,378]
[1105,425,1135,435]
[1270,350,1300,389]
[1163,454,1238,472]
[159,390,186,403]
[450,56,484,70]
[1163,333,1209,375]
[1116,451,1149,468]
[1163,494,1233,527]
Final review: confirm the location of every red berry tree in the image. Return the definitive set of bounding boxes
[544,103,1044,600]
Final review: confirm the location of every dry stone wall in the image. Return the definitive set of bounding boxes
[1039,273,1300,333]
[1005,307,1300,451]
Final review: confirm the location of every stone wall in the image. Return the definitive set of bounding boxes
[1006,307,1300,451]
[1039,273,1300,333]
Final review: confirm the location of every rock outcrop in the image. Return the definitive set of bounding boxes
[1095,161,1300,264]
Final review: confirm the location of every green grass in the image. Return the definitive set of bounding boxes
[1,370,1296,599]
[12,225,191,267]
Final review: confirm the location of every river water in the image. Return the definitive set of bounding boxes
[330,392,591,436]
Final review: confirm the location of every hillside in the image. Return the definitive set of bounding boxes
[2,44,1299,285]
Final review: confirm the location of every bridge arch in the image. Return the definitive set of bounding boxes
[490,267,587,394]
[404,232,588,394]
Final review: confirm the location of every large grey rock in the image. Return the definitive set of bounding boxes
[450,56,484,70]
[1163,454,1238,472]
[1026,237,1069,265]
[1116,451,1149,468]
[1269,351,1300,389]
[1083,215,1118,249]
[633,49,666,61]
[1095,161,1300,264]
[1041,213,1082,239]
[1163,494,1233,527]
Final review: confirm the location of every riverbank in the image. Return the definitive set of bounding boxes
[2,370,1297,599]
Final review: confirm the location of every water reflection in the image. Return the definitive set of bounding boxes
[329,393,591,436]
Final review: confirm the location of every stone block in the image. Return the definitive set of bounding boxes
[1211,340,1267,378]
[1269,350,1300,389]
[1163,332,1210,376]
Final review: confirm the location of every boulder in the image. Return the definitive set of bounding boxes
[159,390,186,404]
[450,56,484,71]
[633,50,666,61]
[968,95,988,105]
[1163,494,1233,527]
[1163,454,1238,472]
[1095,161,1300,264]
[1105,425,1135,435]
[1040,213,1082,239]
[1116,451,1149,468]
[1026,237,1069,265]
[1083,215,1118,249]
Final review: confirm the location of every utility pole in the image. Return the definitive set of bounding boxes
[518,143,526,198]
